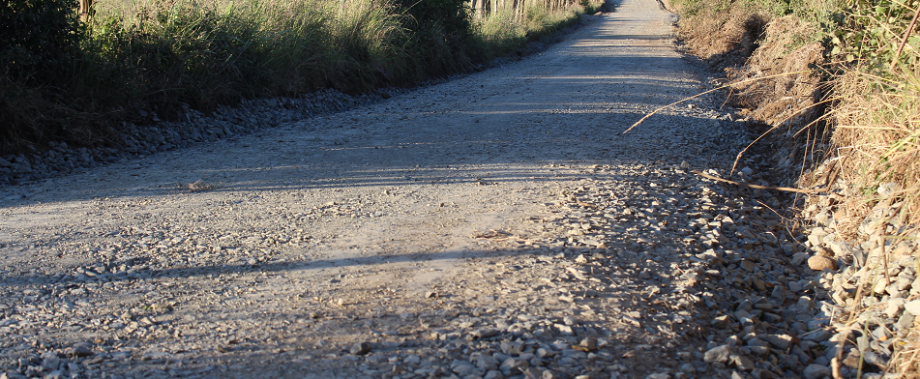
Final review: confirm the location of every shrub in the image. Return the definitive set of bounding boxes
[0,0,82,79]
[393,0,481,77]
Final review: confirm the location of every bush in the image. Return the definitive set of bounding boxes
[392,0,481,76]
[0,0,82,79]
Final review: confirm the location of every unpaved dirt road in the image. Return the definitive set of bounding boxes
[0,1,807,378]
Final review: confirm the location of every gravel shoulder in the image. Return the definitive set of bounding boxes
[0,1,839,379]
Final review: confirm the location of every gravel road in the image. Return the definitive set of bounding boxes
[0,1,839,378]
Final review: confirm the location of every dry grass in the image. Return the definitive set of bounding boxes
[670,0,768,68]
[830,18,920,375]
[725,16,826,131]
[892,326,920,378]
[832,67,920,235]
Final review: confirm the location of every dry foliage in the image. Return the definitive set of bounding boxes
[670,0,767,69]
[725,16,826,131]
[830,48,920,379]
[832,68,920,234]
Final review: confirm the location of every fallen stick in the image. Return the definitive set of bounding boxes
[691,170,833,194]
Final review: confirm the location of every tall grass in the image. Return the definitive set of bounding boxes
[476,0,595,56]
[0,0,601,154]
[830,0,920,234]
[79,0,411,113]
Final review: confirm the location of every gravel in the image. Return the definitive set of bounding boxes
[0,0,882,378]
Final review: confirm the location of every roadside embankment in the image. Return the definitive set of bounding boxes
[667,0,920,376]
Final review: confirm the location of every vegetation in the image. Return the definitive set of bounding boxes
[671,0,920,375]
[671,0,919,229]
[0,0,602,154]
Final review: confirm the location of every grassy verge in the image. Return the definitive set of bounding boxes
[0,0,602,155]
[830,0,920,239]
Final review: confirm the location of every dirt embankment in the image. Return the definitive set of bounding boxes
[668,2,920,377]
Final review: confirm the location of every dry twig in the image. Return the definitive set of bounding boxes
[691,170,837,194]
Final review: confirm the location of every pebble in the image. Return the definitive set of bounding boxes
[473,328,500,338]
[704,345,732,364]
[350,342,371,355]
[807,255,837,271]
[803,363,831,379]
[905,300,920,316]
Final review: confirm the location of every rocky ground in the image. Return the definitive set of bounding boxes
[0,0,913,378]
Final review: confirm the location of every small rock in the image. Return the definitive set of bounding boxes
[791,252,810,266]
[477,354,500,370]
[730,353,755,371]
[878,182,900,198]
[803,364,831,379]
[905,300,920,316]
[522,367,544,379]
[563,316,577,326]
[803,329,832,342]
[473,328,500,339]
[897,313,916,332]
[808,255,837,271]
[451,360,477,376]
[763,334,796,350]
[711,315,731,328]
[68,343,94,357]
[886,298,906,318]
[828,240,853,258]
[350,342,371,355]
[500,357,529,374]
[863,351,888,369]
[579,337,598,351]
[41,353,61,372]
[815,209,833,227]
[741,259,755,272]
[704,345,732,364]
[797,296,815,313]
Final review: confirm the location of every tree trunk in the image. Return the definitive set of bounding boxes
[80,0,93,22]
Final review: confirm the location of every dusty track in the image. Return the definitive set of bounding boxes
[0,1,796,378]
